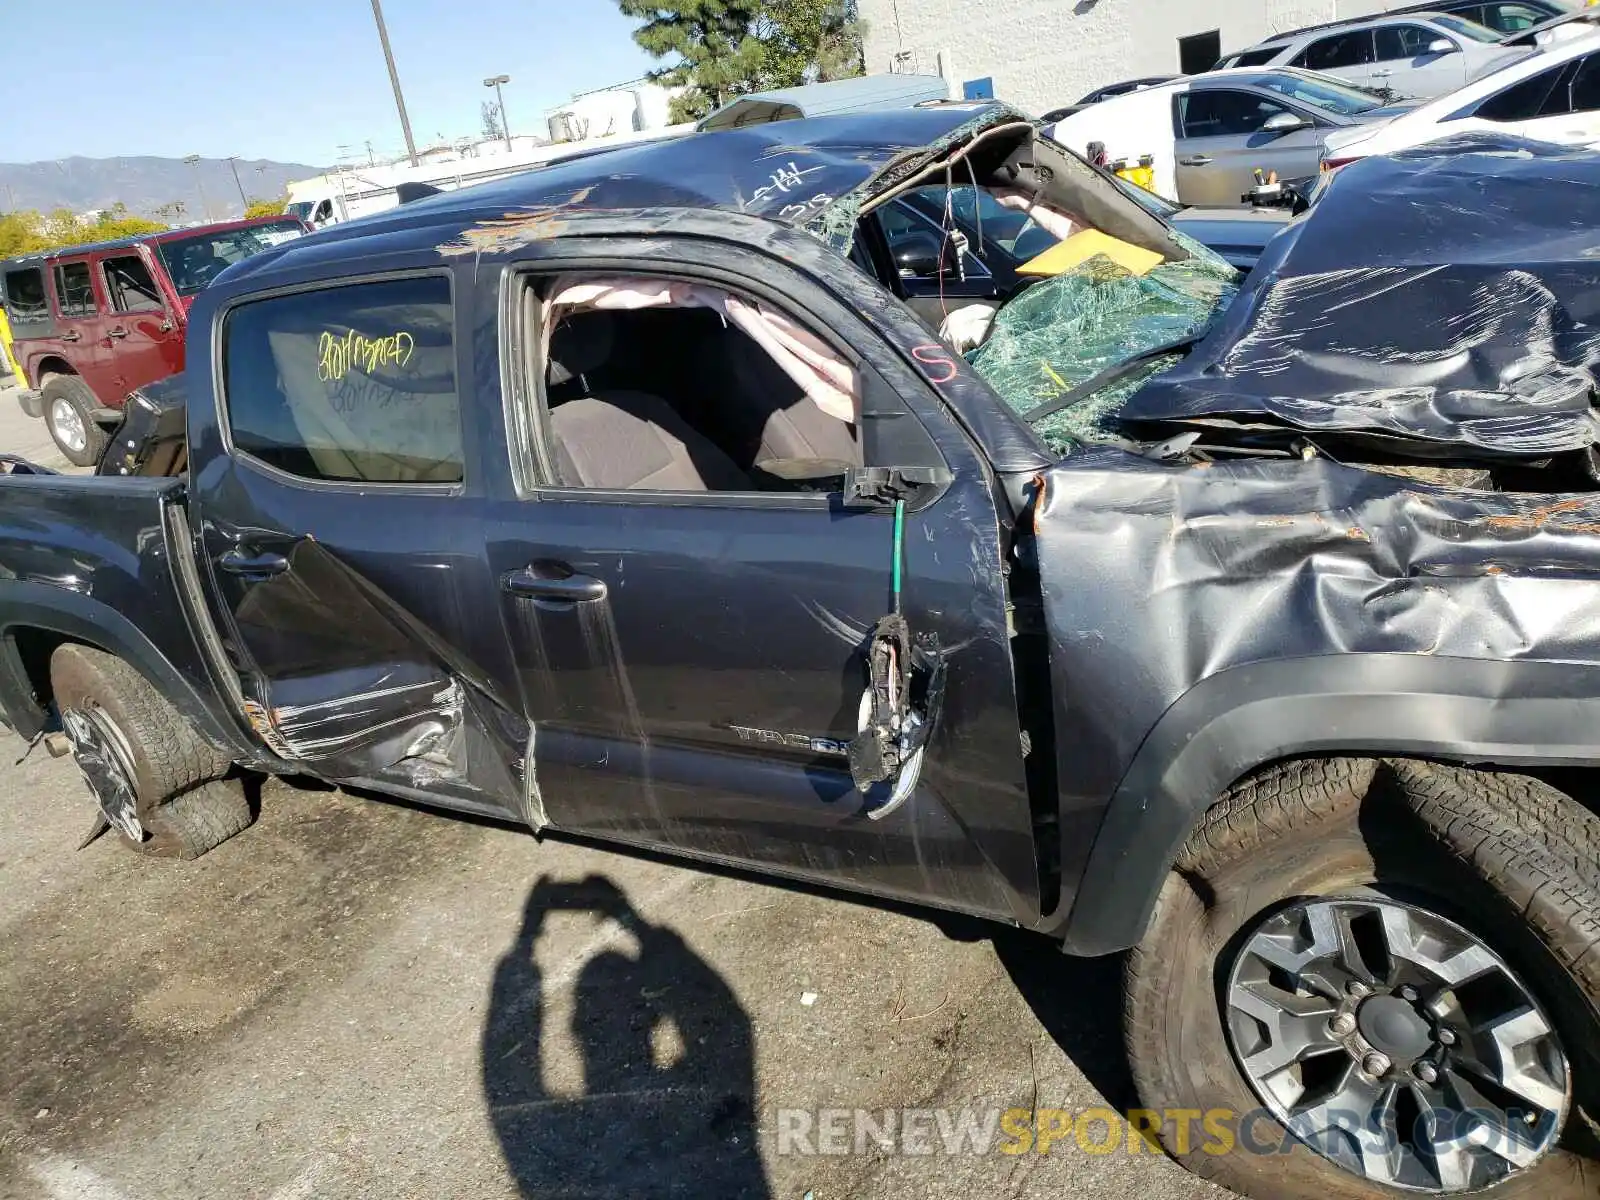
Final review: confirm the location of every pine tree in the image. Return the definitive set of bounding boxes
[618,0,767,122]
[757,0,865,88]
[618,0,867,123]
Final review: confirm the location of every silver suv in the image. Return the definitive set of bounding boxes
[1217,12,1529,99]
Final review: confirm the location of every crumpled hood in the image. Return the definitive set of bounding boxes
[1121,133,1600,460]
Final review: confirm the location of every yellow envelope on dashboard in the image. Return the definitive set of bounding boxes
[1017,229,1163,278]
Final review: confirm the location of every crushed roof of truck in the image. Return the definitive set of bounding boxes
[300,101,1022,247]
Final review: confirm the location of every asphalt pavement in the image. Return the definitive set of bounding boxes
[0,381,1225,1200]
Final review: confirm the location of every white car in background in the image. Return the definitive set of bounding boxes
[1322,29,1600,167]
[1213,12,1531,100]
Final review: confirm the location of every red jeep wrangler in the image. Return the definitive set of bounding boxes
[0,215,308,464]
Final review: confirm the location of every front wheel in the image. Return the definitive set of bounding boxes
[41,375,108,467]
[1126,758,1600,1199]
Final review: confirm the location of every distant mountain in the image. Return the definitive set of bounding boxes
[0,156,324,221]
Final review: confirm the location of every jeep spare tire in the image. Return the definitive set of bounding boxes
[41,375,108,467]
[1125,757,1600,1200]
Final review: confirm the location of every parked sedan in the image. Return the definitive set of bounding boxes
[1216,0,1565,56]
[1322,28,1600,166]
[1215,12,1528,99]
[1077,75,1182,104]
[1049,69,1417,206]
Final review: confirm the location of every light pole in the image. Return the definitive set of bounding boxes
[370,0,420,167]
[182,155,212,223]
[224,155,248,211]
[484,74,512,151]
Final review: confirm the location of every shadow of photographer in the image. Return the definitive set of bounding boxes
[481,873,770,1198]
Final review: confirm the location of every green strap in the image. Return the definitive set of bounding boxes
[891,498,905,613]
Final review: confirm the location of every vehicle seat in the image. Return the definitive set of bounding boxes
[718,332,862,470]
[548,390,752,491]
[546,312,615,401]
[757,397,861,468]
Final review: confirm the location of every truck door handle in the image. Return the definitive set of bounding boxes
[107,326,128,339]
[60,330,81,342]
[502,566,607,602]
[1178,155,1212,166]
[218,548,290,578]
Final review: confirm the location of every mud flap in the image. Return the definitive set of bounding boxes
[848,615,946,821]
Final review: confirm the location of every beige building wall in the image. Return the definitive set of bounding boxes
[860,0,1407,112]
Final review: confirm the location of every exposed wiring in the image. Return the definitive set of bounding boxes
[965,155,984,259]
[858,121,1037,216]
[938,161,954,319]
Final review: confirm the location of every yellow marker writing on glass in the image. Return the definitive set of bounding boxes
[317,328,415,382]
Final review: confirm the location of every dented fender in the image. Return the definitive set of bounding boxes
[1028,449,1600,947]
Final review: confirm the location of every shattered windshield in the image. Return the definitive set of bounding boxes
[969,229,1240,453]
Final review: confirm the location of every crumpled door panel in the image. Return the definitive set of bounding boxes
[230,537,518,800]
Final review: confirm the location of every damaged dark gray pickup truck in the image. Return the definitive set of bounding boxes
[5,106,1600,1199]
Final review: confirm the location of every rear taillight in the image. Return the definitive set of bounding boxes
[1321,155,1363,172]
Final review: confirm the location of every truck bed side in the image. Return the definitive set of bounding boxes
[0,473,253,758]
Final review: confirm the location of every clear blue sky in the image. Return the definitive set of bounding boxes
[3,0,657,166]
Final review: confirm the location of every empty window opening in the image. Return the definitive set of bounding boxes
[537,277,863,494]
[102,255,164,314]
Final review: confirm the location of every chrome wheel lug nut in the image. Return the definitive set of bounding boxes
[1330,1013,1356,1036]
[1347,980,1372,999]
[1399,985,1419,1002]
[1437,1028,1457,1046]
[1414,1062,1439,1085]
[1363,1052,1392,1077]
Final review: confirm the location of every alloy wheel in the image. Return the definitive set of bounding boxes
[1225,896,1569,1192]
[50,396,87,453]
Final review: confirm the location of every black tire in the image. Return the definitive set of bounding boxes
[50,644,249,858]
[1125,757,1600,1200]
[140,779,254,861]
[41,374,108,467]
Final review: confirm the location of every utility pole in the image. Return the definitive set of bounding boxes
[483,74,513,152]
[182,155,212,223]
[224,155,248,210]
[370,0,420,166]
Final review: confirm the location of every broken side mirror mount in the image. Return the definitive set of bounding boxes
[842,465,951,509]
[840,487,949,819]
[847,616,946,821]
